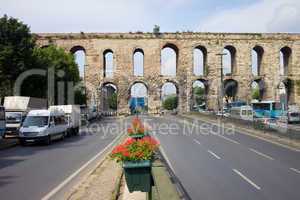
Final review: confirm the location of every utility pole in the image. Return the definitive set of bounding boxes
[216,53,227,118]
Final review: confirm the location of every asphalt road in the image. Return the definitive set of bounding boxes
[0,118,126,200]
[144,115,300,200]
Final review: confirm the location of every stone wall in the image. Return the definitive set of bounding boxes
[36,32,300,115]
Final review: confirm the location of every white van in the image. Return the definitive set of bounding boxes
[230,105,253,121]
[19,110,68,145]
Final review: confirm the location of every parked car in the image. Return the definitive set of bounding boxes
[49,105,81,136]
[19,109,67,145]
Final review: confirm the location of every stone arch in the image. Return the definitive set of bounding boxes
[100,82,118,115]
[103,49,114,78]
[252,45,264,76]
[161,43,178,76]
[280,46,292,76]
[193,46,207,76]
[70,45,86,79]
[191,79,208,111]
[128,81,148,114]
[224,79,238,103]
[223,45,237,75]
[133,48,144,76]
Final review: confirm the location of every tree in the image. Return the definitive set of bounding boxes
[21,45,80,104]
[162,95,178,110]
[108,93,117,110]
[0,15,36,96]
[193,86,205,105]
[252,87,260,100]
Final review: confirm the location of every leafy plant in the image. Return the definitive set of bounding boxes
[110,136,159,162]
[127,117,149,136]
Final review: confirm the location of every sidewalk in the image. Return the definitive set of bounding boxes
[0,138,18,150]
[181,113,300,151]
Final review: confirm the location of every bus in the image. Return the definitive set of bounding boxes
[0,106,5,138]
[251,101,284,119]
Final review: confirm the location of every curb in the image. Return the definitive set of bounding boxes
[0,139,18,150]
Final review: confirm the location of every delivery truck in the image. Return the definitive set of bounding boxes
[4,96,47,138]
[49,105,81,136]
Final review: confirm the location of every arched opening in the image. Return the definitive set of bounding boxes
[129,82,148,114]
[223,79,238,105]
[100,83,117,115]
[278,79,292,109]
[280,47,292,76]
[161,44,178,76]
[133,49,144,76]
[70,46,86,79]
[193,46,207,76]
[161,82,178,110]
[252,46,264,76]
[251,80,265,101]
[223,46,236,76]
[191,80,207,111]
[103,49,114,78]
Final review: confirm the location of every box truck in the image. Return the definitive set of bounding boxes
[4,96,47,138]
[49,105,81,136]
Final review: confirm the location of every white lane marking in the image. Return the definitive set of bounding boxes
[249,148,274,160]
[41,130,125,200]
[216,134,240,145]
[290,168,300,174]
[207,150,221,160]
[193,139,201,145]
[233,169,261,190]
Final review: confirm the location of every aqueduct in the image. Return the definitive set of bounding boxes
[36,32,300,115]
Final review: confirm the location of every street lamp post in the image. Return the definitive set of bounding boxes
[216,52,227,118]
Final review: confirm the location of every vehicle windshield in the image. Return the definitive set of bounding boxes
[23,116,49,127]
[6,112,22,123]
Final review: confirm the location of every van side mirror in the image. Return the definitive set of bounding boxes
[49,121,54,127]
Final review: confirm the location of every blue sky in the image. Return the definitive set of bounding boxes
[1,0,299,33]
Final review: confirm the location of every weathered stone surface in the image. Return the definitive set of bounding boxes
[36,32,300,114]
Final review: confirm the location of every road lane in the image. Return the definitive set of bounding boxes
[0,118,126,200]
[146,116,300,200]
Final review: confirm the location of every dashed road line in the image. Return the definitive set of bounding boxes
[290,168,300,174]
[216,134,240,145]
[193,139,201,145]
[207,150,221,160]
[249,148,274,160]
[233,169,261,190]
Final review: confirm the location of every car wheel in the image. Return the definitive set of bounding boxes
[45,135,51,145]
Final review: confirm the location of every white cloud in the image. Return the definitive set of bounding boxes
[199,0,300,33]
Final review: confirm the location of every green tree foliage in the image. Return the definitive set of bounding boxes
[21,45,80,104]
[193,86,205,105]
[252,86,260,100]
[0,15,83,104]
[108,93,117,110]
[0,15,35,96]
[162,95,178,110]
